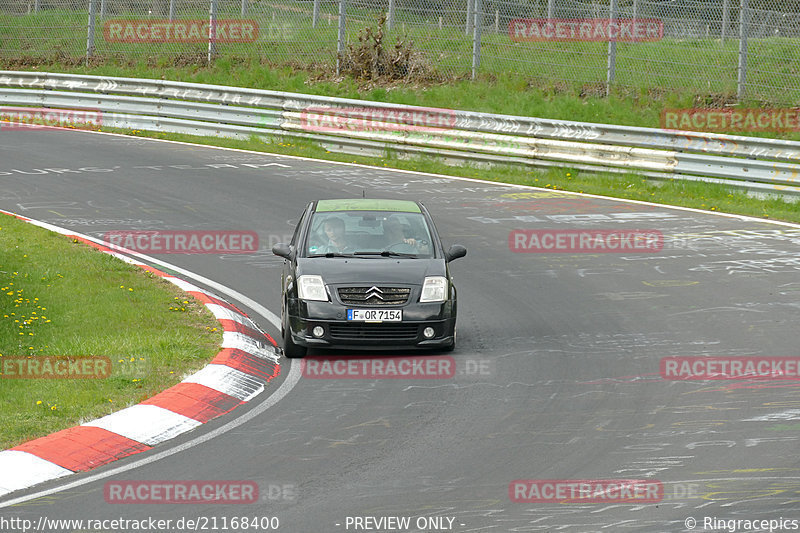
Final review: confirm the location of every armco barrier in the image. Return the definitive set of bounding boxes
[1,70,799,196]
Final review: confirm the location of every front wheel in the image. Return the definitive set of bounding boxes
[441,326,456,352]
[282,323,307,359]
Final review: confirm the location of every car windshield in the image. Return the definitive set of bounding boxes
[304,210,434,258]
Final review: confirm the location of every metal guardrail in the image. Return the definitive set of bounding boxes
[1,70,799,196]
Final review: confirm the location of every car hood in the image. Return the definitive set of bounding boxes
[296,257,445,285]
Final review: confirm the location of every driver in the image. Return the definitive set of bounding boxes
[382,216,418,253]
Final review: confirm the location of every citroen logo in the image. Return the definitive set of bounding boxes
[365,286,384,300]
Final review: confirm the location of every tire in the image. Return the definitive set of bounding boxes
[282,322,307,359]
[441,326,456,352]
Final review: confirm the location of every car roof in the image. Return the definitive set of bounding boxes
[315,199,422,213]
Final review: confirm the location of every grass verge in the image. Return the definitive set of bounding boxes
[0,214,222,450]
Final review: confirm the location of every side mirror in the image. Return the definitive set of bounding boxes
[444,244,467,262]
[272,243,293,260]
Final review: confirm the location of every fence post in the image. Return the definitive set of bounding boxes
[471,0,482,79]
[547,0,553,19]
[208,0,217,62]
[387,0,395,30]
[465,0,473,36]
[336,0,346,75]
[86,0,96,63]
[606,0,617,96]
[34,0,40,13]
[632,0,637,26]
[241,0,247,17]
[99,0,105,18]
[737,0,749,99]
[169,0,175,21]
[721,0,729,42]
[312,0,320,28]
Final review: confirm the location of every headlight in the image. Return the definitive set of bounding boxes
[420,276,447,303]
[297,275,328,301]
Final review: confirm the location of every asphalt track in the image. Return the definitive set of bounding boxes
[1,127,800,532]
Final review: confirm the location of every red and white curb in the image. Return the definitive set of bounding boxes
[0,211,281,498]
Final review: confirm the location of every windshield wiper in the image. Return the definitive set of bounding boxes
[354,251,418,258]
[307,252,359,258]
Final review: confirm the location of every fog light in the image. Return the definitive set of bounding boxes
[423,327,435,339]
[312,326,325,338]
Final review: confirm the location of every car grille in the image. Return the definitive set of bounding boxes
[338,286,411,306]
[328,323,419,340]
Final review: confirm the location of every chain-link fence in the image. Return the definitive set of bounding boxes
[1,0,799,104]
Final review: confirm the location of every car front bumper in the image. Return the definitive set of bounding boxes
[286,298,456,350]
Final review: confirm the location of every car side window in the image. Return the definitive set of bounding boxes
[307,218,329,254]
[290,206,308,248]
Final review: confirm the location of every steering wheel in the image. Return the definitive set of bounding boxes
[385,242,412,251]
[385,239,428,252]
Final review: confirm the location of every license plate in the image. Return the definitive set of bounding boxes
[347,309,402,322]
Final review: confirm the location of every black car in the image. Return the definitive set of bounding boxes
[272,199,466,358]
